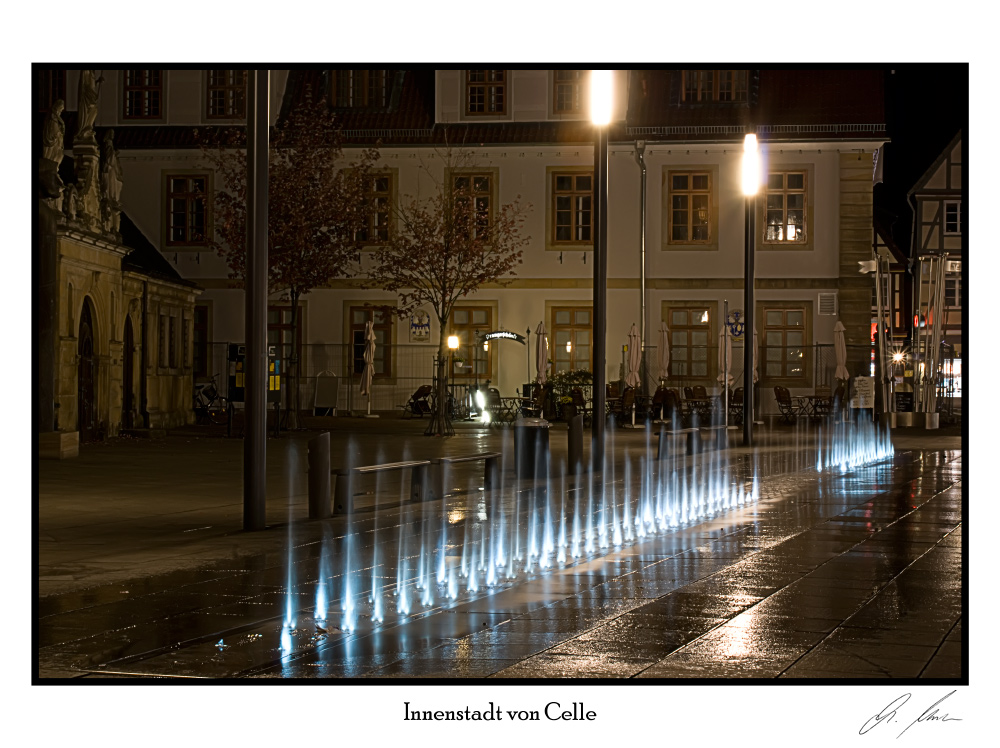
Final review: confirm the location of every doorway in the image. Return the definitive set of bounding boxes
[78,300,97,441]
[122,315,134,429]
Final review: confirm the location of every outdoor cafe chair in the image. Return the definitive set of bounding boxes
[773,386,798,424]
[570,387,592,426]
[400,384,433,418]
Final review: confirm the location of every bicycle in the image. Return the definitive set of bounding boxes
[193,374,230,425]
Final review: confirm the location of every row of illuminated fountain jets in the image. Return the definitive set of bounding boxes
[277,419,894,651]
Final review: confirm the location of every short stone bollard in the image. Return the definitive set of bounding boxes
[514,417,550,480]
[567,413,584,472]
[307,432,331,519]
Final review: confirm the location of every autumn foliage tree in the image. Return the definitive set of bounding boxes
[366,156,531,435]
[201,94,379,428]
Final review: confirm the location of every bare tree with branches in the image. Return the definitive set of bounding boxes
[200,93,379,428]
[366,151,531,435]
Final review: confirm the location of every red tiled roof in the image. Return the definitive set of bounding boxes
[100,68,887,151]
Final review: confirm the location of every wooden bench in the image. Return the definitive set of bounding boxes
[333,460,431,514]
[656,427,700,459]
[333,452,502,514]
[699,424,728,451]
[430,452,502,500]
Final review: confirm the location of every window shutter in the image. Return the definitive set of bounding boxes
[818,292,838,316]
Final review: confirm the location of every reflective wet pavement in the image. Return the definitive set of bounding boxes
[36,420,964,680]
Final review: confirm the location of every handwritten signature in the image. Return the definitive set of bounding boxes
[859,691,962,738]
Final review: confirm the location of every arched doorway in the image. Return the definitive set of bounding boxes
[78,300,97,441]
[122,315,135,430]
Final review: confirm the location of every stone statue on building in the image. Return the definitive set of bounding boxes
[42,99,66,166]
[39,99,66,210]
[62,185,78,222]
[100,129,123,234]
[75,70,104,144]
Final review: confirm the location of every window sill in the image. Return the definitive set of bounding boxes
[546,243,593,252]
[663,243,718,252]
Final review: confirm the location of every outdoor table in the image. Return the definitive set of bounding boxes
[796,396,821,418]
[802,394,833,420]
[498,397,526,424]
[684,397,713,422]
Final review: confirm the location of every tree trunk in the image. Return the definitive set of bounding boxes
[425,325,454,436]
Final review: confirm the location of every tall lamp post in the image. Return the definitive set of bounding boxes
[591,70,612,472]
[742,133,761,447]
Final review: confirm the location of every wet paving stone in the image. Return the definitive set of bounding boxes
[491,652,653,679]
[37,447,963,680]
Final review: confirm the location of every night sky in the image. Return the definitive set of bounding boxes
[876,64,968,255]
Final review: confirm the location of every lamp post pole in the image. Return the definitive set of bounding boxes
[590,70,612,473]
[244,69,269,530]
[593,124,608,470]
[742,133,759,448]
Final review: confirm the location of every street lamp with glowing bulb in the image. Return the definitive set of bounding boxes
[742,133,762,446]
[590,70,612,472]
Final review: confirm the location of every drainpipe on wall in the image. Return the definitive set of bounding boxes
[633,139,647,395]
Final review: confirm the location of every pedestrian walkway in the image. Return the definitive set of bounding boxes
[36,417,963,680]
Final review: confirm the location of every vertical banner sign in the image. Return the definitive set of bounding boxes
[409,311,430,342]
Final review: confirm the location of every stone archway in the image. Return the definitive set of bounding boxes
[78,299,98,441]
[122,315,135,430]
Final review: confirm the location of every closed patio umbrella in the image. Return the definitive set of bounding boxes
[535,321,548,386]
[753,326,759,383]
[658,321,670,382]
[833,320,850,382]
[717,326,733,387]
[625,323,641,389]
[360,319,376,416]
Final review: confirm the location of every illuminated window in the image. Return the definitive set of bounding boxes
[449,307,492,379]
[764,172,807,243]
[552,307,592,373]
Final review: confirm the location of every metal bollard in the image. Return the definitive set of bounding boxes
[484,455,499,492]
[334,470,353,515]
[411,464,428,502]
[307,432,331,519]
[656,424,668,461]
[568,413,584,472]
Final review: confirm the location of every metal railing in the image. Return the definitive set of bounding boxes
[196,341,884,419]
